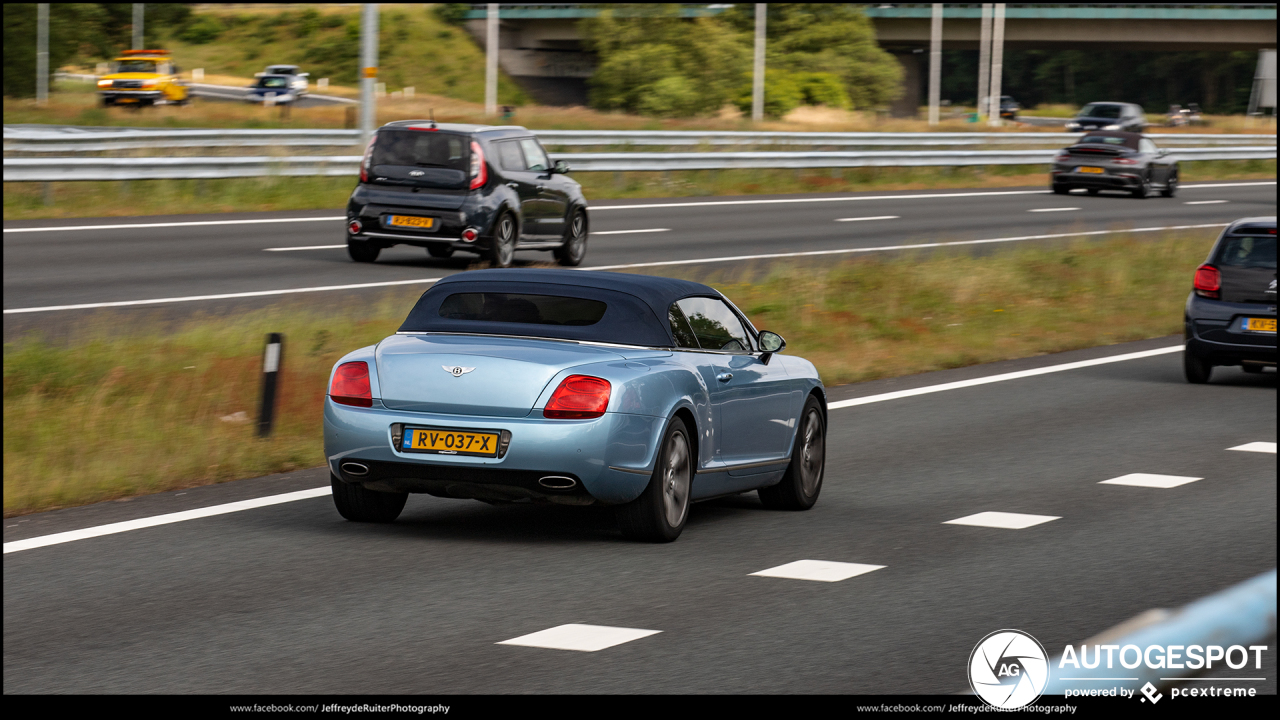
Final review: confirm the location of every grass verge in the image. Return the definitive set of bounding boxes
[3,229,1215,516]
[4,159,1274,221]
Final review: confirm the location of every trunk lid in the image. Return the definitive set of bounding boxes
[375,334,626,417]
[360,182,468,211]
[1219,266,1277,305]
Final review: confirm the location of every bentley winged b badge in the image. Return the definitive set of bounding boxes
[442,365,476,377]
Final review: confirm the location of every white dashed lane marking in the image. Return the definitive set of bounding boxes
[591,228,670,236]
[496,624,661,652]
[1184,200,1229,205]
[1099,473,1203,489]
[834,215,899,223]
[944,512,1061,529]
[1228,442,1276,454]
[265,244,345,252]
[749,560,886,583]
[1028,207,1080,213]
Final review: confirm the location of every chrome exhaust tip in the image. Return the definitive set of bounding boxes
[341,462,370,477]
[538,476,577,490]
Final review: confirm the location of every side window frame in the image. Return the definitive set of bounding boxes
[675,296,755,354]
[667,303,700,349]
[495,140,526,173]
[518,137,551,173]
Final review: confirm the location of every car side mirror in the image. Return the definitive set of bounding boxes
[552,160,570,174]
[758,331,785,364]
[1157,148,1168,157]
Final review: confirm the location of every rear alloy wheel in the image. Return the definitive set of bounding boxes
[554,209,588,266]
[1086,188,1101,196]
[1183,345,1213,384]
[1052,183,1070,195]
[331,473,407,522]
[347,238,381,263]
[1161,169,1179,198]
[759,396,826,510]
[1131,173,1151,199]
[487,213,516,268]
[618,417,693,542]
[426,244,454,259]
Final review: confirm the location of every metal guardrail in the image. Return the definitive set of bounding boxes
[4,146,1273,181]
[1042,568,1276,693]
[4,126,1273,154]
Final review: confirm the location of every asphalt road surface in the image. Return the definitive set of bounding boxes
[4,182,1275,321]
[4,338,1275,693]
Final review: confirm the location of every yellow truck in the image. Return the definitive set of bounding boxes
[97,49,191,107]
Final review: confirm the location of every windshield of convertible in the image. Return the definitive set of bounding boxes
[438,293,607,326]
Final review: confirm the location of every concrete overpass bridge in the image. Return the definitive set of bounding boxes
[463,3,1278,107]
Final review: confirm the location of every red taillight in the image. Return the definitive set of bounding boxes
[348,220,362,235]
[330,361,373,407]
[469,140,487,190]
[360,135,376,183]
[1193,264,1221,299]
[1113,157,1139,165]
[544,375,611,419]
[1054,153,1070,162]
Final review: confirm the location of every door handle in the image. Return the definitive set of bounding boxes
[716,372,733,382]
[506,182,519,188]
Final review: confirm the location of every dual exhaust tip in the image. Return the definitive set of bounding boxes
[343,462,576,491]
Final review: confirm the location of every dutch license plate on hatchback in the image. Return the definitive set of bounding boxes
[388,215,434,229]
[1244,317,1277,333]
[1078,166,1104,174]
[402,427,499,457]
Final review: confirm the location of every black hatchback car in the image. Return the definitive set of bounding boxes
[1184,217,1277,383]
[346,122,589,267]
[1050,131,1179,198]
[1065,102,1147,133]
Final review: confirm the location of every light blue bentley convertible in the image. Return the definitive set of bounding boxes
[324,269,826,541]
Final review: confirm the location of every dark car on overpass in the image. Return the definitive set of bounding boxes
[1065,102,1147,133]
[1050,131,1179,198]
[346,121,589,267]
[1184,217,1277,383]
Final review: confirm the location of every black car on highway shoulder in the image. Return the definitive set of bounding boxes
[1065,102,1147,133]
[1184,217,1277,383]
[346,121,588,267]
[1050,131,1178,198]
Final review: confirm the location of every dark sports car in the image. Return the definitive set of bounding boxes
[1050,131,1179,198]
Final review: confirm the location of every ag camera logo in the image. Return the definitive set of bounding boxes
[969,629,1049,709]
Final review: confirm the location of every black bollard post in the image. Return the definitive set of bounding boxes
[258,333,283,438]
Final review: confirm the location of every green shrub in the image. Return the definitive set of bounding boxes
[177,15,226,45]
[637,75,701,118]
[796,72,851,109]
[434,4,471,26]
[735,69,805,118]
[320,13,344,29]
[294,8,320,38]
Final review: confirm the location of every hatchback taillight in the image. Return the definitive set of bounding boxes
[1193,264,1221,299]
[360,135,376,183]
[330,361,373,407]
[544,375,611,419]
[469,140,488,190]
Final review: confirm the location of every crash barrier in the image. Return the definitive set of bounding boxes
[1041,568,1277,694]
[4,146,1275,181]
[4,125,1273,154]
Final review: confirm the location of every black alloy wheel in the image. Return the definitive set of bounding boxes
[1183,345,1213,384]
[347,237,381,263]
[330,474,408,522]
[554,209,588,267]
[618,417,693,542]
[758,396,826,510]
[427,244,455,259]
[488,213,516,268]
[1131,173,1152,199]
[1161,169,1179,198]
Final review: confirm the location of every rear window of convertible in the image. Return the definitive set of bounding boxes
[438,293,607,326]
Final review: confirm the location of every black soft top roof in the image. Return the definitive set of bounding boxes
[398,269,723,346]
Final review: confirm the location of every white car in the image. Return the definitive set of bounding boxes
[261,65,309,96]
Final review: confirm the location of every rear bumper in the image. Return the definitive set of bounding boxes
[1185,293,1277,365]
[100,90,163,101]
[1051,168,1142,188]
[323,398,665,504]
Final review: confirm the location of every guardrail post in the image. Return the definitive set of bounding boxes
[258,333,283,438]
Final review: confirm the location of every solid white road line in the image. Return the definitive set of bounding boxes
[1184,200,1229,205]
[586,224,1229,273]
[1228,442,1277,454]
[591,228,671,236]
[265,244,346,252]
[1099,473,1203,489]
[1028,207,1080,212]
[944,512,1060,529]
[829,345,1183,410]
[749,560,885,583]
[3,278,443,314]
[7,225,1229,314]
[2,486,331,554]
[834,215,899,222]
[6,181,1270,235]
[497,624,661,652]
[3,216,344,234]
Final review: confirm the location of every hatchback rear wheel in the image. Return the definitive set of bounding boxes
[1184,346,1213,384]
[487,213,516,268]
[426,244,454,259]
[347,238,380,263]
[554,209,588,266]
[618,417,692,542]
